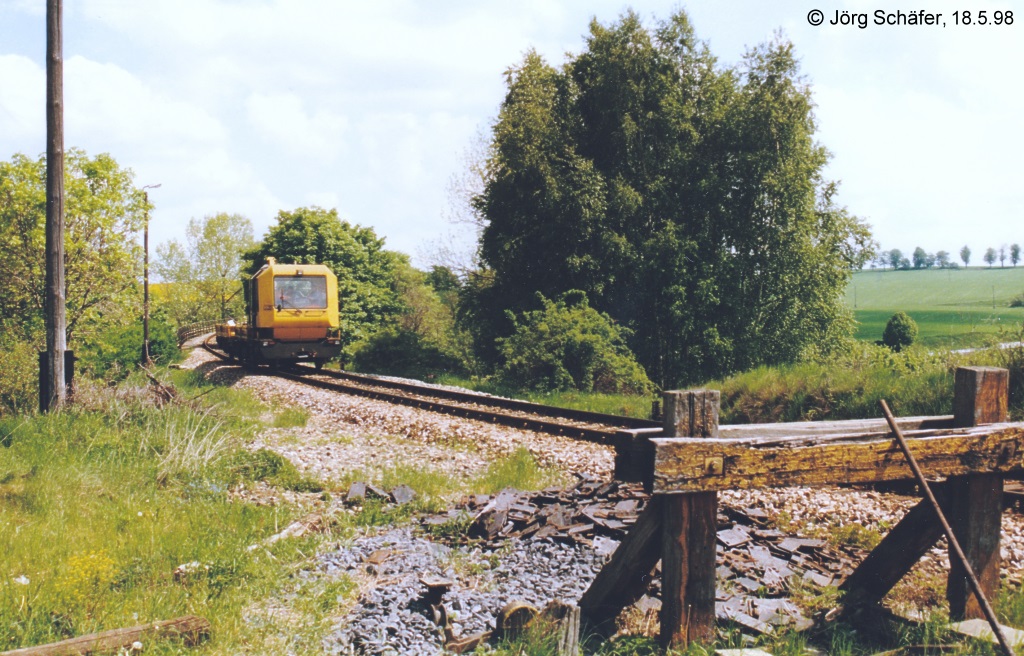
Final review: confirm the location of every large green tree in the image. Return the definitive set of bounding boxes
[469,11,873,386]
[243,207,403,353]
[0,149,147,343]
[154,213,255,325]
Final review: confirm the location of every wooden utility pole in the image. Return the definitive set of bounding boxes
[43,0,67,411]
[141,184,161,367]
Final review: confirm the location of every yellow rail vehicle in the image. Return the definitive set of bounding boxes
[216,257,342,368]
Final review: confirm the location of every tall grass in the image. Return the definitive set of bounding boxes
[712,343,980,424]
[0,380,313,654]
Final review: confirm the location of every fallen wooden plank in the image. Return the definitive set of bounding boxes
[652,423,1024,493]
[0,616,210,656]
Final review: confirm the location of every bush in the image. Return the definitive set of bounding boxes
[351,328,470,380]
[1010,293,1024,308]
[78,314,182,379]
[0,339,38,415]
[495,292,653,395]
[882,311,918,352]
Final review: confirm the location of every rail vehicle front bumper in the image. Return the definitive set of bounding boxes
[255,338,342,362]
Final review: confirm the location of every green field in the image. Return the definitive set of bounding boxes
[847,267,1024,348]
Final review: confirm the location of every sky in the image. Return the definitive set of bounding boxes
[1,0,1021,268]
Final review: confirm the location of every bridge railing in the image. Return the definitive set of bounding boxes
[176,320,223,346]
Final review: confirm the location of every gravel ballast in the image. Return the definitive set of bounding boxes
[181,345,1024,653]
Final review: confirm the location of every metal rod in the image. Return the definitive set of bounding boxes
[880,399,1014,656]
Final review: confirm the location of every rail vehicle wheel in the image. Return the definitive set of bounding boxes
[314,359,325,371]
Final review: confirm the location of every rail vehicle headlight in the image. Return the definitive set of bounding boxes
[261,340,275,347]
[327,338,340,345]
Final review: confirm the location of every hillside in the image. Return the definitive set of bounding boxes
[847,267,1024,348]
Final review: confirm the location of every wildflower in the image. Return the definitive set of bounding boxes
[13,575,29,585]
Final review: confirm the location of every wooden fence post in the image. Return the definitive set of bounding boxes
[947,367,1009,620]
[660,390,719,648]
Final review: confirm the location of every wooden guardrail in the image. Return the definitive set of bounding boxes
[176,320,221,346]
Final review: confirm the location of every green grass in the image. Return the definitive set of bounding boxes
[0,376,348,655]
[848,267,1024,348]
[271,407,309,429]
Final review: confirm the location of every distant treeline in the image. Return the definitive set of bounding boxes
[871,244,1021,270]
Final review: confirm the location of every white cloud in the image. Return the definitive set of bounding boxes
[65,56,226,146]
[245,92,348,163]
[4,0,1020,263]
[0,54,44,153]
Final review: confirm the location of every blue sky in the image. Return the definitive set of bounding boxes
[1,0,1021,267]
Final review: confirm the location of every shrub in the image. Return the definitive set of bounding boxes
[0,339,38,415]
[495,292,653,395]
[351,328,469,380]
[78,314,182,379]
[882,312,918,352]
[1010,293,1024,308]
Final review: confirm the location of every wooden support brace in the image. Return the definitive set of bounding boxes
[578,496,665,632]
[840,485,950,606]
[948,367,1008,621]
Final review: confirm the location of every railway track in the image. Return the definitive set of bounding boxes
[199,336,1024,511]
[202,336,660,445]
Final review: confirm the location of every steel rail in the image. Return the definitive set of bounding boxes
[294,364,659,431]
[201,337,652,445]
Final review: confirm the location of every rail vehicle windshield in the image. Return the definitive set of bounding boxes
[274,275,328,310]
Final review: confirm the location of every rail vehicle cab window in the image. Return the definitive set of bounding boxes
[274,275,328,310]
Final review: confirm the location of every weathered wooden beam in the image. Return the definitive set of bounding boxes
[947,366,1009,621]
[613,428,661,483]
[660,491,717,647]
[664,389,719,439]
[660,390,718,648]
[947,473,1004,621]
[0,616,210,656]
[718,415,955,441]
[954,367,1008,428]
[651,423,1024,493]
[578,496,664,632]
